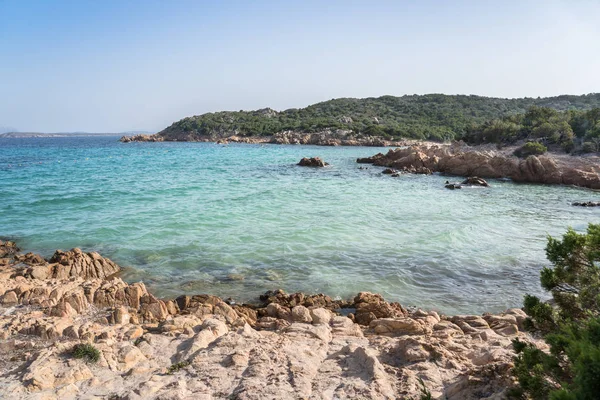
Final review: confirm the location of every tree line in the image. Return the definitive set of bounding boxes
[462,106,600,153]
[157,93,600,145]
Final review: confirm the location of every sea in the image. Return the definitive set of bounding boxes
[0,136,596,314]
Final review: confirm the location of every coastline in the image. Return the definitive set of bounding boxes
[120,134,600,189]
[0,240,537,399]
[119,131,411,147]
[357,141,600,189]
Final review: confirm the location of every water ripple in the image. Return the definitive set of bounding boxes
[1,137,598,314]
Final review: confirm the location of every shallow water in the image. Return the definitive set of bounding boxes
[0,136,597,314]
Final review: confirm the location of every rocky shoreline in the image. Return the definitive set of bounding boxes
[358,142,600,189]
[0,240,543,399]
[120,130,409,147]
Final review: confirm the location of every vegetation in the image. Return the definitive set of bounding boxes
[514,142,548,158]
[72,343,101,363]
[417,377,433,400]
[167,361,190,374]
[157,93,600,143]
[511,224,600,399]
[464,106,600,153]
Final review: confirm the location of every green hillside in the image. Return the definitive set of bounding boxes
[158,93,600,142]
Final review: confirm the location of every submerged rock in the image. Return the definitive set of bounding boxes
[445,183,462,190]
[573,201,600,207]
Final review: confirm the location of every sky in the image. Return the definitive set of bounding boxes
[0,0,599,133]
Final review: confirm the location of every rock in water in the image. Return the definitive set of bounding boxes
[297,157,329,167]
[445,183,462,190]
[572,201,600,207]
[461,176,489,186]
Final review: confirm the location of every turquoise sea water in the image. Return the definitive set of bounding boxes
[0,137,597,314]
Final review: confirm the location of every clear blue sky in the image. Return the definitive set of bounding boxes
[1,0,599,133]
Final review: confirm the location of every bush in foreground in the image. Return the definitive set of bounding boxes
[511,224,600,399]
[72,343,101,363]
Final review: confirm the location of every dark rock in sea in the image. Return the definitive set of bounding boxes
[382,168,397,175]
[445,183,462,190]
[391,173,400,177]
[298,157,329,167]
[462,176,489,187]
[572,201,600,207]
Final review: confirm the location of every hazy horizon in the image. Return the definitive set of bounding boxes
[2,92,600,135]
[1,0,599,133]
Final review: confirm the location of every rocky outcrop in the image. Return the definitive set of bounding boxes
[298,157,329,167]
[0,240,19,258]
[121,130,410,147]
[352,292,407,325]
[358,143,600,189]
[49,248,121,279]
[0,243,542,399]
[120,134,163,143]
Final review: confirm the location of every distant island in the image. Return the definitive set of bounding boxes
[0,130,153,138]
[121,93,600,150]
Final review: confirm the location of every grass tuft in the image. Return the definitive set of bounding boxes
[72,343,101,363]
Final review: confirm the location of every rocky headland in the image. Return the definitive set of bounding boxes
[120,130,409,147]
[358,142,600,189]
[0,240,543,399]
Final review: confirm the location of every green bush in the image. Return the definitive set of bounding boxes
[582,142,597,153]
[512,224,600,399]
[514,142,547,158]
[167,361,190,374]
[561,139,575,153]
[156,95,600,143]
[72,343,101,363]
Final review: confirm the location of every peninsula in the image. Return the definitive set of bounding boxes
[120,93,600,147]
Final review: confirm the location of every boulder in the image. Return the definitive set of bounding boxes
[310,308,332,325]
[291,305,312,323]
[461,176,489,186]
[353,292,407,325]
[297,157,329,167]
[0,240,19,258]
[370,317,429,335]
[49,248,120,279]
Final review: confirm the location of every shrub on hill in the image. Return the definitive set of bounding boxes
[157,94,600,143]
[514,142,548,158]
